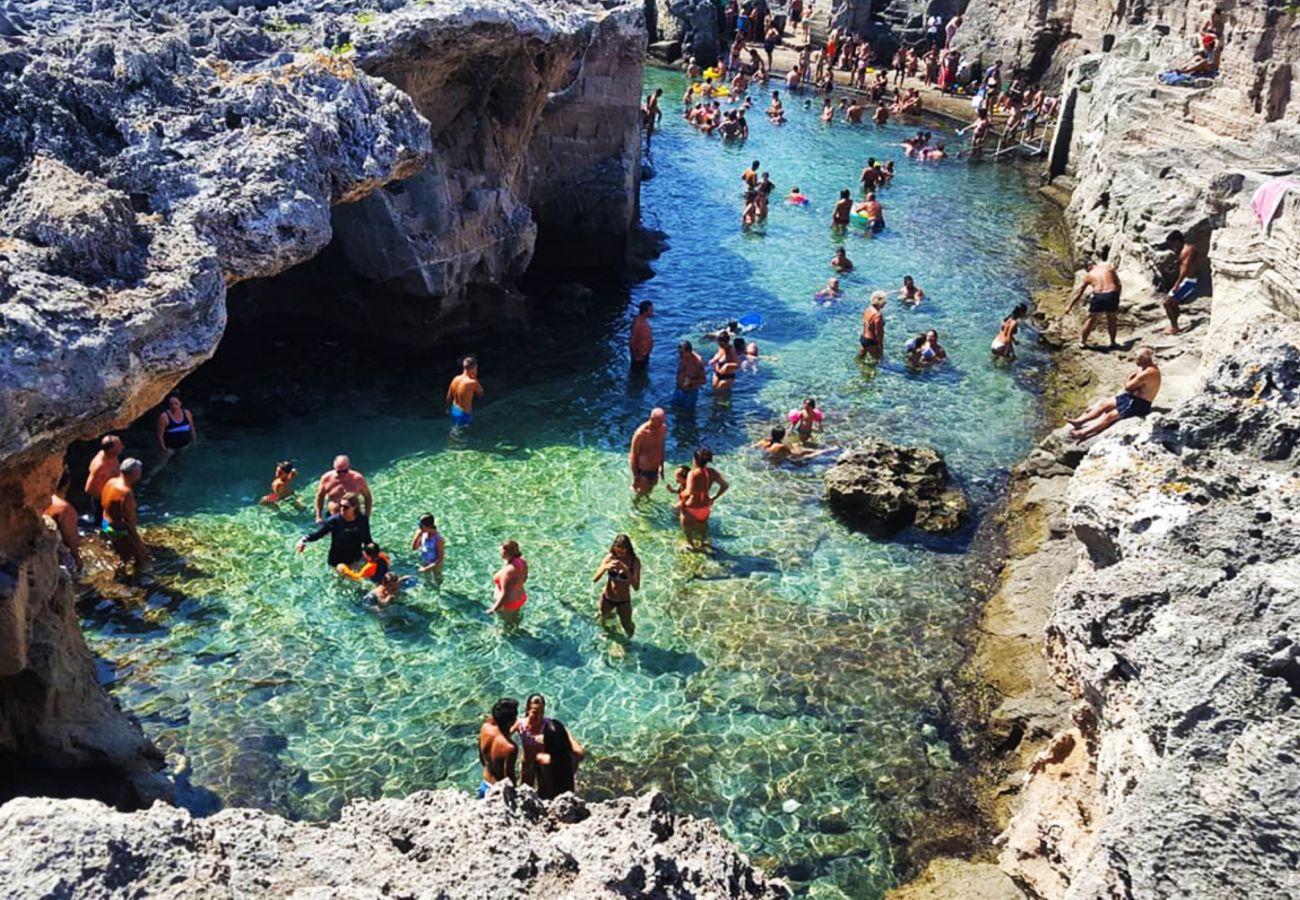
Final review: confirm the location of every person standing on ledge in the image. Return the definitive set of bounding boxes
[45,468,82,574]
[102,458,147,574]
[156,394,197,456]
[477,697,519,798]
[1161,230,1202,335]
[488,539,529,622]
[446,354,484,428]
[297,492,372,568]
[629,408,668,497]
[673,341,707,410]
[1066,346,1162,441]
[314,454,372,522]
[85,434,123,529]
[630,301,654,369]
[1064,259,1122,349]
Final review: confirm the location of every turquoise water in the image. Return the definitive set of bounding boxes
[81,68,1053,897]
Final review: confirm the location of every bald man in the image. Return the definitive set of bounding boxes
[314,454,372,522]
[629,408,668,497]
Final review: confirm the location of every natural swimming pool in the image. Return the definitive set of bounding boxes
[82,67,1056,896]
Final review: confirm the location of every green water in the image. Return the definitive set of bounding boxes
[82,68,1054,896]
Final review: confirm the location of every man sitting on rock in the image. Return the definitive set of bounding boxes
[1066,346,1162,441]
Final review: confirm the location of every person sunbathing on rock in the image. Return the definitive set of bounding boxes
[1066,346,1161,441]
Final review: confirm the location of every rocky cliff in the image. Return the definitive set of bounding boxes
[934,6,1300,898]
[0,785,789,899]
[0,0,643,805]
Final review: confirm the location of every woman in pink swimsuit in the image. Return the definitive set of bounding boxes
[488,540,528,621]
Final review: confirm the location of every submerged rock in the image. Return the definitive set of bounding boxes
[0,786,790,899]
[824,441,970,535]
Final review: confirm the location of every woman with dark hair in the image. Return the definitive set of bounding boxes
[156,394,197,454]
[593,534,642,637]
[517,693,549,787]
[992,302,1031,359]
[536,718,586,800]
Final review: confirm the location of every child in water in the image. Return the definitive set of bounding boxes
[259,461,299,506]
[368,572,403,609]
[411,513,445,578]
[665,465,690,520]
[338,542,391,584]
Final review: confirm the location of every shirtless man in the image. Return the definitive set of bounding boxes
[1161,230,1202,335]
[629,408,668,496]
[830,247,854,272]
[680,447,729,542]
[630,301,654,368]
[742,159,760,190]
[101,458,147,573]
[1067,346,1162,440]
[860,158,881,191]
[1064,260,1122,348]
[45,468,82,573]
[858,291,887,361]
[477,697,519,797]
[84,434,123,528]
[314,454,373,522]
[445,355,484,428]
[674,341,707,409]
[755,427,837,464]
[855,192,885,233]
[832,189,852,231]
[845,98,865,123]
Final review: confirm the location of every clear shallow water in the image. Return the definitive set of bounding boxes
[82,68,1052,897]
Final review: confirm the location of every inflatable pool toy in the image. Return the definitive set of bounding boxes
[788,408,825,425]
[737,312,764,332]
[704,66,723,80]
[697,83,729,97]
[850,211,871,224]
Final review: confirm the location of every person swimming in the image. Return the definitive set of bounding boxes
[787,186,810,206]
[368,572,403,609]
[898,275,925,306]
[813,277,843,306]
[260,460,298,506]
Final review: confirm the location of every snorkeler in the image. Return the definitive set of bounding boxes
[445,355,484,429]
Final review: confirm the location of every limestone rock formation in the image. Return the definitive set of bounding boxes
[648,0,722,67]
[0,786,790,899]
[825,441,970,534]
[1000,320,1300,898]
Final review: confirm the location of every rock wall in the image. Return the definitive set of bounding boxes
[0,0,643,801]
[0,786,789,899]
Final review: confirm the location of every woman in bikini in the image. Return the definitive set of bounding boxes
[593,534,641,638]
[709,335,740,391]
[488,539,528,622]
[992,303,1030,360]
[680,447,729,544]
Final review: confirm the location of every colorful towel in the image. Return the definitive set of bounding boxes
[1251,177,1300,231]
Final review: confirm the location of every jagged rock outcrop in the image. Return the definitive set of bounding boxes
[0,786,790,899]
[999,321,1300,898]
[0,0,643,805]
[825,441,970,534]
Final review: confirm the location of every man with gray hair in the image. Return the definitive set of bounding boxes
[1066,346,1162,441]
[101,457,147,573]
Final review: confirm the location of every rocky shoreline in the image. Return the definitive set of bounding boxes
[894,13,1300,899]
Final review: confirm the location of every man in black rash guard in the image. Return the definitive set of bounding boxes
[295,492,371,567]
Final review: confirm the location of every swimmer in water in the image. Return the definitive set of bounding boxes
[709,334,740,391]
[411,513,445,577]
[787,186,810,206]
[337,541,391,584]
[755,427,838,463]
[488,540,528,622]
[920,329,947,364]
[898,275,925,306]
[665,464,690,526]
[991,303,1031,359]
[832,188,852,232]
[813,277,843,306]
[260,460,299,506]
[790,397,824,441]
[368,571,403,609]
[445,355,483,429]
[854,192,885,233]
[102,458,148,575]
[593,533,641,638]
[830,247,854,272]
[742,189,760,231]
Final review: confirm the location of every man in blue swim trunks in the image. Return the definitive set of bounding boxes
[477,697,518,798]
[674,341,706,408]
[1067,346,1161,441]
[445,355,483,428]
[1161,230,1202,335]
[1064,259,1122,348]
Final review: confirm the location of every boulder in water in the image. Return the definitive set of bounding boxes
[825,441,970,535]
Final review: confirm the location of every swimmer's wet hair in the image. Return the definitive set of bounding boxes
[694,446,714,466]
[419,513,437,528]
[1011,303,1029,318]
[674,465,690,478]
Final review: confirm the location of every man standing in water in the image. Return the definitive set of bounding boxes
[858,292,887,361]
[85,434,123,528]
[446,355,484,428]
[1161,230,1202,335]
[742,159,760,190]
[102,458,147,574]
[1064,259,1122,348]
[674,341,707,409]
[832,189,852,232]
[45,468,82,573]
[629,408,668,497]
[477,697,519,797]
[630,301,654,369]
[314,455,373,522]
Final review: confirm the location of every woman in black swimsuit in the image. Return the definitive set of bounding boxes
[709,335,739,391]
[156,394,197,453]
[593,533,641,637]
